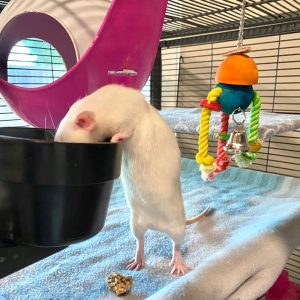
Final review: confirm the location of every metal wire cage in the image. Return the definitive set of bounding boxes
[162,0,300,42]
[149,0,300,285]
[1,0,300,286]
[150,0,300,179]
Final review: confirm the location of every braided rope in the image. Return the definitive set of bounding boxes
[248,91,261,144]
[196,107,215,166]
[196,87,222,168]
[234,92,261,167]
[215,112,230,171]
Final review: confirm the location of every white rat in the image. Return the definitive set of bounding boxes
[55,84,210,275]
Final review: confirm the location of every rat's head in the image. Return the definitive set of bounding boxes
[55,84,147,144]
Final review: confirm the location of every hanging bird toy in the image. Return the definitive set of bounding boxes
[195,0,262,181]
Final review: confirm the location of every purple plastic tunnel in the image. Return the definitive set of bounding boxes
[0,0,168,128]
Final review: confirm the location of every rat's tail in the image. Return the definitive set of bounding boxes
[185,206,211,225]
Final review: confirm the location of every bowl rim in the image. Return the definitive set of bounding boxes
[0,127,116,146]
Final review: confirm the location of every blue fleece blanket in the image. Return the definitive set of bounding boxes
[0,158,300,300]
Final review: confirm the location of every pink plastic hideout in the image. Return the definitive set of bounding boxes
[263,270,300,300]
[0,0,168,128]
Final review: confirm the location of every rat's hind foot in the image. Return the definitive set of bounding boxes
[170,259,191,276]
[127,256,145,271]
[126,237,145,271]
[170,243,192,276]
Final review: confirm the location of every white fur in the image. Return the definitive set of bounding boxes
[55,84,186,243]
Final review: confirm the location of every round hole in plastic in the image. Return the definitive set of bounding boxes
[7,38,67,88]
[0,12,77,81]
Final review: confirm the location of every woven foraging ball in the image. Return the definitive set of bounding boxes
[215,54,258,86]
[107,272,133,296]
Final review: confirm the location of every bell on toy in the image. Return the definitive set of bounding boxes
[224,108,249,155]
[224,123,249,154]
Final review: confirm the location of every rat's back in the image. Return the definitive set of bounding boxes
[121,98,186,240]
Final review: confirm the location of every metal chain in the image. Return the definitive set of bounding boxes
[237,0,247,48]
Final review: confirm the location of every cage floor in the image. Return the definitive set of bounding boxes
[0,158,300,299]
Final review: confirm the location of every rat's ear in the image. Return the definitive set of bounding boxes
[110,132,128,143]
[74,110,96,131]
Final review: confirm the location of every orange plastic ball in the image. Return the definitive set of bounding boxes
[215,54,258,85]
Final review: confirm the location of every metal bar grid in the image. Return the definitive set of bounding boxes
[157,31,300,282]
[162,0,300,40]
[161,19,300,48]
[160,33,300,114]
[0,0,8,12]
[6,38,66,88]
[1,0,300,287]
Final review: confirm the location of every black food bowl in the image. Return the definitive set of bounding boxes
[0,127,122,247]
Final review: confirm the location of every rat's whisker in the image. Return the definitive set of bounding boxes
[47,107,56,130]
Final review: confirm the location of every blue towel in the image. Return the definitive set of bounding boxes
[1,158,300,299]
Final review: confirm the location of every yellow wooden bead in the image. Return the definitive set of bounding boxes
[249,140,262,153]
